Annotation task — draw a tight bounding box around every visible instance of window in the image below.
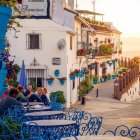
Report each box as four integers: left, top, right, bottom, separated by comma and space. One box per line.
27, 34, 41, 49
70, 36, 72, 50
26, 69, 45, 87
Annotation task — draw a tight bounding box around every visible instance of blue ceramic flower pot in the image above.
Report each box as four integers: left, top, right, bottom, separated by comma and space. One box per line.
70, 76, 75, 80
54, 70, 60, 77
47, 79, 53, 85
60, 80, 65, 85
112, 75, 116, 79
79, 73, 84, 78
75, 73, 79, 78
93, 80, 98, 84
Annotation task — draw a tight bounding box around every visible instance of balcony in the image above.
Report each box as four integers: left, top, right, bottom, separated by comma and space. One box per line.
95, 43, 114, 57
77, 48, 93, 57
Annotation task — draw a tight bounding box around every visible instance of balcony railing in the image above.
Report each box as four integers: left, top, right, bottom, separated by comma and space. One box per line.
95, 44, 114, 57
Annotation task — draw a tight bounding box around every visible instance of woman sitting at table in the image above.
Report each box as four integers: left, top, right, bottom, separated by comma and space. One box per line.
43, 88, 50, 101
24, 85, 42, 102
17, 85, 28, 102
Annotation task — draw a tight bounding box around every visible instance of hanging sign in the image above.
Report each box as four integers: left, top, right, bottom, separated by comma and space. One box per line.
21, 0, 50, 16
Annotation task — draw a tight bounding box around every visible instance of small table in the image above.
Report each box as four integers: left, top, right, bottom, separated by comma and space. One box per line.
22, 102, 44, 106
24, 111, 64, 120
61, 135, 131, 140
25, 120, 79, 137
62, 135, 132, 140
24, 105, 51, 112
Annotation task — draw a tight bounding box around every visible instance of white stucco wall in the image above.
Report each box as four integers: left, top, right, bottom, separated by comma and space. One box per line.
8, 19, 73, 107
121, 79, 140, 102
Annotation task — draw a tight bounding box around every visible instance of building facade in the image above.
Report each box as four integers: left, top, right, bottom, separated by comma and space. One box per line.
8, 0, 122, 107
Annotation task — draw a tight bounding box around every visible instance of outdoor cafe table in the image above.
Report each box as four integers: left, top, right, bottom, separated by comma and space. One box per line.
62, 135, 132, 140
24, 111, 64, 120
25, 120, 79, 136
24, 105, 51, 112
22, 102, 44, 106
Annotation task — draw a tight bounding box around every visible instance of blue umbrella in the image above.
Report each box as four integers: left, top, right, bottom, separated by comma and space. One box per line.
19, 60, 27, 89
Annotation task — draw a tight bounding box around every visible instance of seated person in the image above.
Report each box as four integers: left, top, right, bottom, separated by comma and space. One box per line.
17, 85, 28, 102
43, 88, 50, 101
24, 85, 41, 102
0, 88, 23, 116
36, 87, 49, 102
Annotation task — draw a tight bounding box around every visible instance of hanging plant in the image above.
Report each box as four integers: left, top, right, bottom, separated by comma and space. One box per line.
69, 71, 75, 80
58, 77, 67, 85
75, 69, 80, 78
47, 77, 55, 85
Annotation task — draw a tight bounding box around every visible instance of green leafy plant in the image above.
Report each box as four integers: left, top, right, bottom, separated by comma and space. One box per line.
50, 91, 66, 104
108, 74, 111, 78
92, 75, 99, 81
8, 77, 18, 87
78, 75, 93, 98
14, 64, 21, 73
0, 116, 29, 139
30, 80, 37, 91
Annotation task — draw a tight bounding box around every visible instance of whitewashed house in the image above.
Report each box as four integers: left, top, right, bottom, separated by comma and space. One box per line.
8, 0, 122, 107
8, 0, 79, 107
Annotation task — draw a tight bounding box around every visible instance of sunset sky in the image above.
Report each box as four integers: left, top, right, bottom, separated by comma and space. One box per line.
78, 0, 140, 51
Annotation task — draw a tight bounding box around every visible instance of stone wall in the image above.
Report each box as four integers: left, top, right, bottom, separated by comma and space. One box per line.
120, 78, 140, 102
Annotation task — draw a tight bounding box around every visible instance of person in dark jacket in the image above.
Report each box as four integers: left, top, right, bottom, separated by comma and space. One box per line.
0, 88, 23, 115
24, 85, 41, 102
36, 87, 49, 102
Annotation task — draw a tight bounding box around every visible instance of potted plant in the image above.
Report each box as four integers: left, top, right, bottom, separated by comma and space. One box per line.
50, 91, 66, 104
78, 76, 93, 105
75, 69, 80, 78
78, 71, 84, 78
84, 69, 90, 75
92, 75, 99, 84
102, 74, 108, 81
47, 77, 55, 85
69, 71, 75, 80
58, 77, 67, 85
54, 69, 60, 77
108, 74, 111, 80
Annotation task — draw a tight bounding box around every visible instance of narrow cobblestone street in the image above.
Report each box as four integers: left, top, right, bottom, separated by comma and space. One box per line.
74, 80, 140, 135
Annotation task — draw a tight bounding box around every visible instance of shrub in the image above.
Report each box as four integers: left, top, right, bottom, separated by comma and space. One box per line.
50, 91, 66, 104
0, 116, 29, 139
